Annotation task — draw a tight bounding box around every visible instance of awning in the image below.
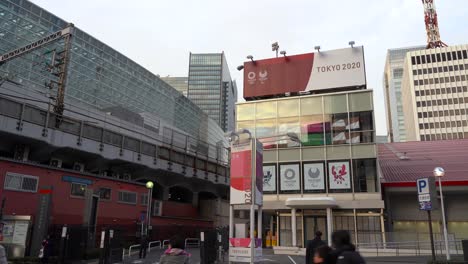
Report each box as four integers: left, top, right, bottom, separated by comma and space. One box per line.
285, 197, 337, 209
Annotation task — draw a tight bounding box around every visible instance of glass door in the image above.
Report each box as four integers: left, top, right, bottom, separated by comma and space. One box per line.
304, 216, 328, 244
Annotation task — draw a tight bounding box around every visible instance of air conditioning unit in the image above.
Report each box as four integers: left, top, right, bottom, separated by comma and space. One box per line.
111, 172, 120, 179
14, 145, 30, 161
100, 171, 108, 177
73, 162, 85, 172
122, 173, 131, 181
50, 158, 62, 168
152, 200, 162, 216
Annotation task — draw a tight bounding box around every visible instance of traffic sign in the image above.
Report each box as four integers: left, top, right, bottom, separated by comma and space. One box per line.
416, 177, 437, 211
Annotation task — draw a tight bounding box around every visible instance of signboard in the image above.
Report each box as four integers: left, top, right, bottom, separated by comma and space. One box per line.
62, 175, 93, 185
303, 163, 325, 191
229, 238, 262, 263
243, 46, 366, 99
417, 177, 438, 211
280, 164, 300, 191
230, 142, 252, 205
263, 165, 276, 192
12, 221, 29, 245
328, 161, 351, 190
230, 139, 263, 205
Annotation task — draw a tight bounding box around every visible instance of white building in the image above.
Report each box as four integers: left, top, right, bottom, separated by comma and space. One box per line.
401, 44, 468, 141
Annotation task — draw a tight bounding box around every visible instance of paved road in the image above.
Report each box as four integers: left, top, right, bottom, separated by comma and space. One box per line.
120, 248, 433, 264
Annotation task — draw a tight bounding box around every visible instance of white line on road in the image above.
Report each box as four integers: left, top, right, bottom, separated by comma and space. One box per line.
288, 255, 297, 264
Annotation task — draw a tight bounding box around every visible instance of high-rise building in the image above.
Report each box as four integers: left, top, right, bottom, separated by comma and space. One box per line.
401, 44, 468, 141
188, 52, 237, 132
383, 46, 425, 142
160, 76, 188, 96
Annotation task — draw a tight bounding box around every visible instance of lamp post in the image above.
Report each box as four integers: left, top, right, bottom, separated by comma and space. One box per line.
146, 181, 154, 236
433, 167, 450, 260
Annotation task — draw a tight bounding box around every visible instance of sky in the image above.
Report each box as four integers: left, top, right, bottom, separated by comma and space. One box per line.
31, 0, 468, 135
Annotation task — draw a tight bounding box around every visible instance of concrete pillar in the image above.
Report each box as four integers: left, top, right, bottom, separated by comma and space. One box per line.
326, 208, 333, 246
229, 205, 234, 238
192, 192, 199, 207
291, 208, 297, 247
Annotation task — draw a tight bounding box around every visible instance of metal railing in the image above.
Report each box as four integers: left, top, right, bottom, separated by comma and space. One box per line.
184, 238, 200, 248
148, 240, 162, 252
357, 239, 463, 257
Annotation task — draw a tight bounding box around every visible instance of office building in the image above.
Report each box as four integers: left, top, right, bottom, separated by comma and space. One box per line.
401, 44, 468, 141
161, 76, 189, 96
383, 46, 425, 142
235, 47, 384, 248
188, 52, 237, 132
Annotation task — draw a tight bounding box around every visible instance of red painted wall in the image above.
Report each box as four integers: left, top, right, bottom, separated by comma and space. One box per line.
0, 160, 213, 240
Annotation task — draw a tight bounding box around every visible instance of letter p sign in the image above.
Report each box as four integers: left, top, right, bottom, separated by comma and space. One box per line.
417, 178, 429, 194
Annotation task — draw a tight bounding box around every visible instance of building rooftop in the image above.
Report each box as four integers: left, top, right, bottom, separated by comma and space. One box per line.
378, 140, 468, 185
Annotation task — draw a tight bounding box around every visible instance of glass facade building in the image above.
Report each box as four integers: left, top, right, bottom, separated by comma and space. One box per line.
383, 46, 425, 142
160, 76, 188, 97
236, 89, 384, 247
0, 0, 226, 149
188, 53, 237, 132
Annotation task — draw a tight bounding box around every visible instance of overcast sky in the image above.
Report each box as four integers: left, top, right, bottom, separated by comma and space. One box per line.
31, 0, 468, 135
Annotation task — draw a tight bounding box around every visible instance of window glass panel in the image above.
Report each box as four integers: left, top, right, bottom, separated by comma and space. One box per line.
301, 115, 327, 146
278, 99, 299, 117
256, 119, 277, 138
99, 188, 111, 200
237, 104, 255, 121
349, 92, 372, 112
301, 96, 323, 115
71, 183, 86, 197
255, 101, 277, 119
330, 113, 349, 145
324, 95, 347, 114
353, 159, 378, 192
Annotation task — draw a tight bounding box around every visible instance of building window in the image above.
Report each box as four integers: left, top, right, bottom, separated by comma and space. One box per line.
449, 66, 454, 71
442, 53, 446, 61
349, 111, 374, 143
141, 193, 149, 205
418, 113, 422, 118
413, 70, 417, 75
436, 53, 441, 62
331, 113, 350, 145
416, 56, 421, 64
452, 51, 457, 60
352, 159, 377, 193
99, 188, 112, 200
411, 56, 416, 65
426, 55, 431, 63
118, 191, 137, 204
461, 64, 465, 70
4, 172, 38, 193
415, 91, 420, 96
71, 183, 86, 197
414, 80, 418, 86
447, 52, 452, 61
463, 50, 468, 59
419, 124, 424, 129
431, 54, 436, 62
436, 89, 440, 95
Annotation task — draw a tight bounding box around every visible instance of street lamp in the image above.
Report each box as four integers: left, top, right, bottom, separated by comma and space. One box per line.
348, 41, 355, 48
237, 65, 244, 71
146, 181, 154, 236
314, 46, 321, 52
433, 167, 450, 260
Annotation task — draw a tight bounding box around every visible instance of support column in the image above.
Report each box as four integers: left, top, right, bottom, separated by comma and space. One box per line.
380, 208, 387, 247
291, 208, 297, 247
229, 205, 234, 238
326, 208, 333, 247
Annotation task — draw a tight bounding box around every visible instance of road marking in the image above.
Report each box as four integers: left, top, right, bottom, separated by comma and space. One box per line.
132, 261, 143, 264
288, 256, 297, 264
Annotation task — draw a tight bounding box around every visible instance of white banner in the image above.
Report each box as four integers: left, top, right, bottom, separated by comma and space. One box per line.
306, 46, 366, 91
328, 161, 351, 189
303, 163, 325, 191
263, 165, 276, 192
280, 164, 300, 191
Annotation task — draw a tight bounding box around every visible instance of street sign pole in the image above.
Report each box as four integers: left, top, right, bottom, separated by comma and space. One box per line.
427, 210, 436, 262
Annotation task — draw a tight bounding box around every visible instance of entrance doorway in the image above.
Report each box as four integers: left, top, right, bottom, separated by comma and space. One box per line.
304, 216, 328, 244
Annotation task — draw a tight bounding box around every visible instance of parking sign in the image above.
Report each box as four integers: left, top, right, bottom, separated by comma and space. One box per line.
416, 177, 437, 211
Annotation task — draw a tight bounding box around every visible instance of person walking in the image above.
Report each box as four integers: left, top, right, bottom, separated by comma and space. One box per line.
159, 236, 191, 264
0, 244, 8, 264
313, 245, 332, 264
329, 230, 365, 264
306, 231, 326, 264
139, 235, 148, 259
